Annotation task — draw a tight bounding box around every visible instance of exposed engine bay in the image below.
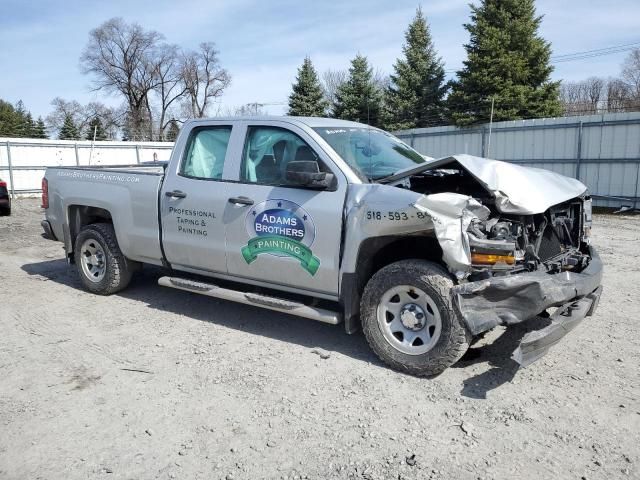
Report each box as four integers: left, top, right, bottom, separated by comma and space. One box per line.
464, 200, 590, 278
398, 161, 593, 279
370, 153, 602, 364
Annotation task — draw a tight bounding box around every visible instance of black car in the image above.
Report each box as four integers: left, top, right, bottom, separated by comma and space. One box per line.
0, 178, 11, 216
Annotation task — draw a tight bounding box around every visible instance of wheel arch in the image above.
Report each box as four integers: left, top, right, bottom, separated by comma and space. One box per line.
65, 204, 114, 262
340, 234, 446, 334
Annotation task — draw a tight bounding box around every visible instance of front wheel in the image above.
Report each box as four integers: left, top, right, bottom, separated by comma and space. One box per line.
360, 259, 470, 377
74, 223, 136, 295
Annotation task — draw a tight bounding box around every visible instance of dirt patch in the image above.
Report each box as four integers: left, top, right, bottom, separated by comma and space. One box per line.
66, 367, 102, 391
0, 199, 638, 479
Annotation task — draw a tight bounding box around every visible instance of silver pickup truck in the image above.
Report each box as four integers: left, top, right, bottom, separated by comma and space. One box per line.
41, 116, 603, 376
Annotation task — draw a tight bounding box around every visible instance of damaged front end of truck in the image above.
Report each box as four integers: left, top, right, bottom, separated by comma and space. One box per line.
345, 154, 603, 367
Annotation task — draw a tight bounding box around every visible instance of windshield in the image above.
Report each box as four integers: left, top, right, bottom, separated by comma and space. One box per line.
313, 127, 427, 181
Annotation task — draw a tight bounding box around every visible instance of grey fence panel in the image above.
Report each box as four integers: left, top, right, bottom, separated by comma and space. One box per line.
396, 111, 640, 209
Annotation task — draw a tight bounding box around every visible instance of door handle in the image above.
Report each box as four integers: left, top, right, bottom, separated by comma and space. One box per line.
228, 196, 254, 206
165, 190, 187, 199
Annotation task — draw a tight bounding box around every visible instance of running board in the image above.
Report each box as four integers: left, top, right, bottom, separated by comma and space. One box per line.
158, 276, 342, 325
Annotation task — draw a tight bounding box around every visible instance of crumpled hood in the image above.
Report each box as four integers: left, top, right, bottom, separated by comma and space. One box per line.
420, 154, 587, 215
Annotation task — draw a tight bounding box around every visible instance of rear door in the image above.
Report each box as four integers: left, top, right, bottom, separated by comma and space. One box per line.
160, 123, 238, 273
223, 121, 347, 297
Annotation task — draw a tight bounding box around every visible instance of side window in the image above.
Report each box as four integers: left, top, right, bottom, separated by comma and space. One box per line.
241, 126, 326, 185
180, 126, 232, 180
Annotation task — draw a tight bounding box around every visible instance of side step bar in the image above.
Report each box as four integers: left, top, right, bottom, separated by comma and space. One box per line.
158, 276, 342, 325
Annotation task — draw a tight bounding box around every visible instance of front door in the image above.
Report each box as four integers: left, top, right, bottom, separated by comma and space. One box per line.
224, 124, 346, 296
160, 124, 234, 273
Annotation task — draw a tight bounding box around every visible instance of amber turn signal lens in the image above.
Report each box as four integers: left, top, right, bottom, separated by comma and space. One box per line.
471, 252, 515, 265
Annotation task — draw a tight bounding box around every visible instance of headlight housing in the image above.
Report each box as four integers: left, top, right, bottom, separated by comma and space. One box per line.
468, 233, 517, 269
470, 252, 515, 266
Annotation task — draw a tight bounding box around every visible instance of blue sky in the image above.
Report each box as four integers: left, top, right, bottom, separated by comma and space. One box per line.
1, 0, 639, 118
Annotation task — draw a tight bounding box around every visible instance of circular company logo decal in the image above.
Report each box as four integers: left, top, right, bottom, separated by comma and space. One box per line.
241, 199, 320, 275
245, 199, 315, 250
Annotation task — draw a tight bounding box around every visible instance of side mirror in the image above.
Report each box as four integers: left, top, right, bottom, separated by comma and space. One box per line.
285, 161, 334, 189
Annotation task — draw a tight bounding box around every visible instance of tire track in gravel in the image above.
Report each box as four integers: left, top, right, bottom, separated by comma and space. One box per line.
0, 244, 143, 373
9, 299, 138, 371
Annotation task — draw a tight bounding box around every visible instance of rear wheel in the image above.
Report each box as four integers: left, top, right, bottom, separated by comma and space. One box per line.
0, 206, 10, 216
74, 223, 136, 295
360, 259, 470, 376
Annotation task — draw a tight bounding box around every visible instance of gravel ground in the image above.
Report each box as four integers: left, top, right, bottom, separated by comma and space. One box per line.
0, 199, 638, 480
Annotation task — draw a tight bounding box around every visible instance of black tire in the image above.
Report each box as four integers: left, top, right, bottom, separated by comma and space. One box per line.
0, 206, 10, 216
74, 223, 136, 295
360, 259, 471, 377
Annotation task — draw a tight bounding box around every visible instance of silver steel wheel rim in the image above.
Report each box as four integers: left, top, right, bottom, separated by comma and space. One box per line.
80, 238, 106, 283
376, 285, 442, 355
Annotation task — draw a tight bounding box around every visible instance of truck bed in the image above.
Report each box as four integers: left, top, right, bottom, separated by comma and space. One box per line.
45, 164, 165, 266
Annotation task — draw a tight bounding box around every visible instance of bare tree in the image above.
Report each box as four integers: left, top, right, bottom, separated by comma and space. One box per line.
85, 102, 124, 139
560, 77, 607, 115
584, 77, 605, 112
80, 18, 232, 137
557, 50, 640, 117
560, 81, 582, 116
222, 103, 267, 116
80, 18, 163, 140
620, 48, 640, 111
606, 79, 632, 113
322, 69, 347, 107
621, 48, 640, 98
46, 97, 121, 139
181, 42, 231, 118
46, 98, 84, 133
153, 44, 188, 140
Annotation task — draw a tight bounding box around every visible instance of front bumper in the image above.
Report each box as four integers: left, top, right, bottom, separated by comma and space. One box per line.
452, 246, 603, 366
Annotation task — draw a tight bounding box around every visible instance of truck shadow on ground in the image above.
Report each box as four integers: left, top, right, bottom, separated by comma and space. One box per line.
22, 258, 550, 397
455, 316, 553, 399
21, 259, 379, 366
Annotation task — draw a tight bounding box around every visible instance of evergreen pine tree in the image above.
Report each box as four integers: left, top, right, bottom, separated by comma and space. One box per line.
448, 0, 562, 126
59, 113, 79, 140
33, 117, 48, 139
333, 54, 383, 127
288, 57, 328, 116
165, 119, 180, 142
24, 113, 36, 138
13, 101, 31, 137
0, 100, 19, 136
85, 116, 108, 141
385, 7, 448, 130
0, 99, 41, 137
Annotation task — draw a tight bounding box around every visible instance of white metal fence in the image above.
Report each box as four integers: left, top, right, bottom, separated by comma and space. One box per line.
396, 111, 640, 209
0, 138, 174, 196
